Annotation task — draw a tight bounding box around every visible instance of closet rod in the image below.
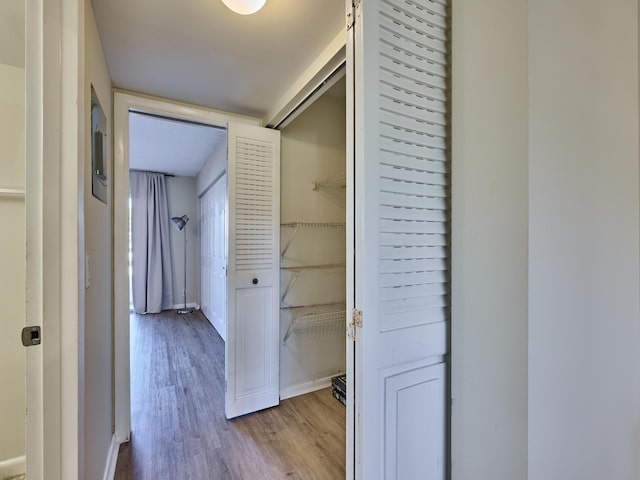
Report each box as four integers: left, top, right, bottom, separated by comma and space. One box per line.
129, 110, 227, 131
271, 61, 346, 130
130, 169, 175, 177
0, 188, 25, 197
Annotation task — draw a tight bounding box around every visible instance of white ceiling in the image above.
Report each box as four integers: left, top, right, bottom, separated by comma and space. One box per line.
129, 112, 226, 177
92, 0, 344, 119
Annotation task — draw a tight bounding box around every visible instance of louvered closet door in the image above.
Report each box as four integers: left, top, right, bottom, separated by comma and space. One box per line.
225, 123, 280, 419
350, 0, 450, 478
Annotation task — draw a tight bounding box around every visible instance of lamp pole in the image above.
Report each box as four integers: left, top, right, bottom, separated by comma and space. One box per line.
178, 223, 194, 315
171, 214, 194, 315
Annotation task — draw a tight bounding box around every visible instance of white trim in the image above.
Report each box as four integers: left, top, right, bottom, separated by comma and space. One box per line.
113, 91, 261, 445
279, 374, 340, 401
26, 0, 84, 478
101, 436, 120, 480
345, 1, 356, 478
263, 30, 346, 128
0, 188, 26, 197
171, 302, 200, 310
25, 0, 44, 476
114, 90, 260, 128
0, 456, 26, 480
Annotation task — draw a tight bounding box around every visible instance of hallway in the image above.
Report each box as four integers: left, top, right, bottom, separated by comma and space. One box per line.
115, 310, 345, 479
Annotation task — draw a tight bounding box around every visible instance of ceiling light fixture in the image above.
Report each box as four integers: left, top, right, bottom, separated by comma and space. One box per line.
221, 0, 266, 15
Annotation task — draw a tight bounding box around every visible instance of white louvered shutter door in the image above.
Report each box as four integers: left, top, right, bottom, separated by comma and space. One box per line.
350, 0, 450, 478
225, 123, 280, 419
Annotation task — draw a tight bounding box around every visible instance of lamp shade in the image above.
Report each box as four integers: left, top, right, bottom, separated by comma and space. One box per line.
221, 0, 266, 15
170, 215, 189, 231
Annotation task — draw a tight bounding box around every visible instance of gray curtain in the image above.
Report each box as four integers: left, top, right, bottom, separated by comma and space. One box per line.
130, 171, 174, 313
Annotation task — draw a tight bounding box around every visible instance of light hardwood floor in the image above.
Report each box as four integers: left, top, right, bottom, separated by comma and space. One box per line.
115, 310, 345, 480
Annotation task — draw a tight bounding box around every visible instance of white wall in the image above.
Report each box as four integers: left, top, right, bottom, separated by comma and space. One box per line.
528, 2, 640, 479
166, 176, 200, 308
451, 1, 529, 479
0, 63, 25, 466
196, 138, 227, 197
279, 91, 346, 397
452, 1, 640, 479
83, 3, 114, 480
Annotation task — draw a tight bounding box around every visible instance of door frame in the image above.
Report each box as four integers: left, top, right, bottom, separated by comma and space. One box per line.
112, 91, 259, 443
345, 2, 356, 478
25, 0, 85, 478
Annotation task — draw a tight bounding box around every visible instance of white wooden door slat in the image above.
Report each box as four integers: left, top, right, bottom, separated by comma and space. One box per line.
226, 124, 280, 419
380, 151, 448, 174
380, 108, 447, 138
380, 164, 447, 185
380, 16, 447, 65
380, 232, 447, 246
380, 245, 447, 260
380, 270, 447, 287
385, 0, 448, 23
236, 204, 273, 212
380, 107, 447, 136
236, 177, 273, 186
381, 124, 447, 150
381, 137, 446, 162
380, 71, 448, 111
380, 97, 447, 128
379, 178, 447, 198
380, 42, 447, 82
380, 258, 447, 273
379, 192, 447, 211
380, 86, 447, 122
380, 219, 447, 235
379, 302, 448, 323
380, 283, 447, 302
352, 0, 449, 477
380, 60, 447, 99
380, 0, 448, 41
380, 206, 447, 222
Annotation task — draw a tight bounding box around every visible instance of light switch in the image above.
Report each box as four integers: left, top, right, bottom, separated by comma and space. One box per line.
85, 255, 92, 289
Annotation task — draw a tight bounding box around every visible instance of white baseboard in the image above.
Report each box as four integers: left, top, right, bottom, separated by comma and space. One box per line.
279, 374, 336, 400
0, 455, 25, 480
102, 435, 120, 480
172, 302, 200, 310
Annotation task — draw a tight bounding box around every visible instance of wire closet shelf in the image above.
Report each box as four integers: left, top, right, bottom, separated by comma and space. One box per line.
281, 302, 346, 345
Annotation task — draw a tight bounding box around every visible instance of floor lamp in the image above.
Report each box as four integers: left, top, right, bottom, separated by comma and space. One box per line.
170, 214, 194, 315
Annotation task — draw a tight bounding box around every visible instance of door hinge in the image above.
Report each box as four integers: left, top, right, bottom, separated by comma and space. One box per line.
21, 326, 41, 347
347, 0, 360, 30
348, 308, 363, 341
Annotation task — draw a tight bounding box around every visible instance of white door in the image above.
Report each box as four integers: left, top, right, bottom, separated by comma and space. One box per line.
201, 173, 228, 341
212, 173, 227, 341
349, 0, 450, 478
225, 123, 280, 419
25, 0, 84, 477
200, 191, 210, 321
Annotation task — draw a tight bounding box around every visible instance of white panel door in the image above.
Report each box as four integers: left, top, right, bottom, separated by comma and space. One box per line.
225, 123, 280, 419
349, 0, 450, 478
212, 173, 227, 341
200, 190, 211, 322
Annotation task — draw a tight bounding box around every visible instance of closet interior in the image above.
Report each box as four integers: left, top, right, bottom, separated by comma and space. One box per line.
278, 77, 347, 400
197, 75, 347, 405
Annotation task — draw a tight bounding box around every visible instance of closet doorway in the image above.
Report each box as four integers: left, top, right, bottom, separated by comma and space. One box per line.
113, 79, 349, 475
277, 76, 348, 404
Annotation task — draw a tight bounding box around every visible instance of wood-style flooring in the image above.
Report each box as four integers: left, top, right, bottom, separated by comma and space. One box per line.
115, 310, 345, 480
